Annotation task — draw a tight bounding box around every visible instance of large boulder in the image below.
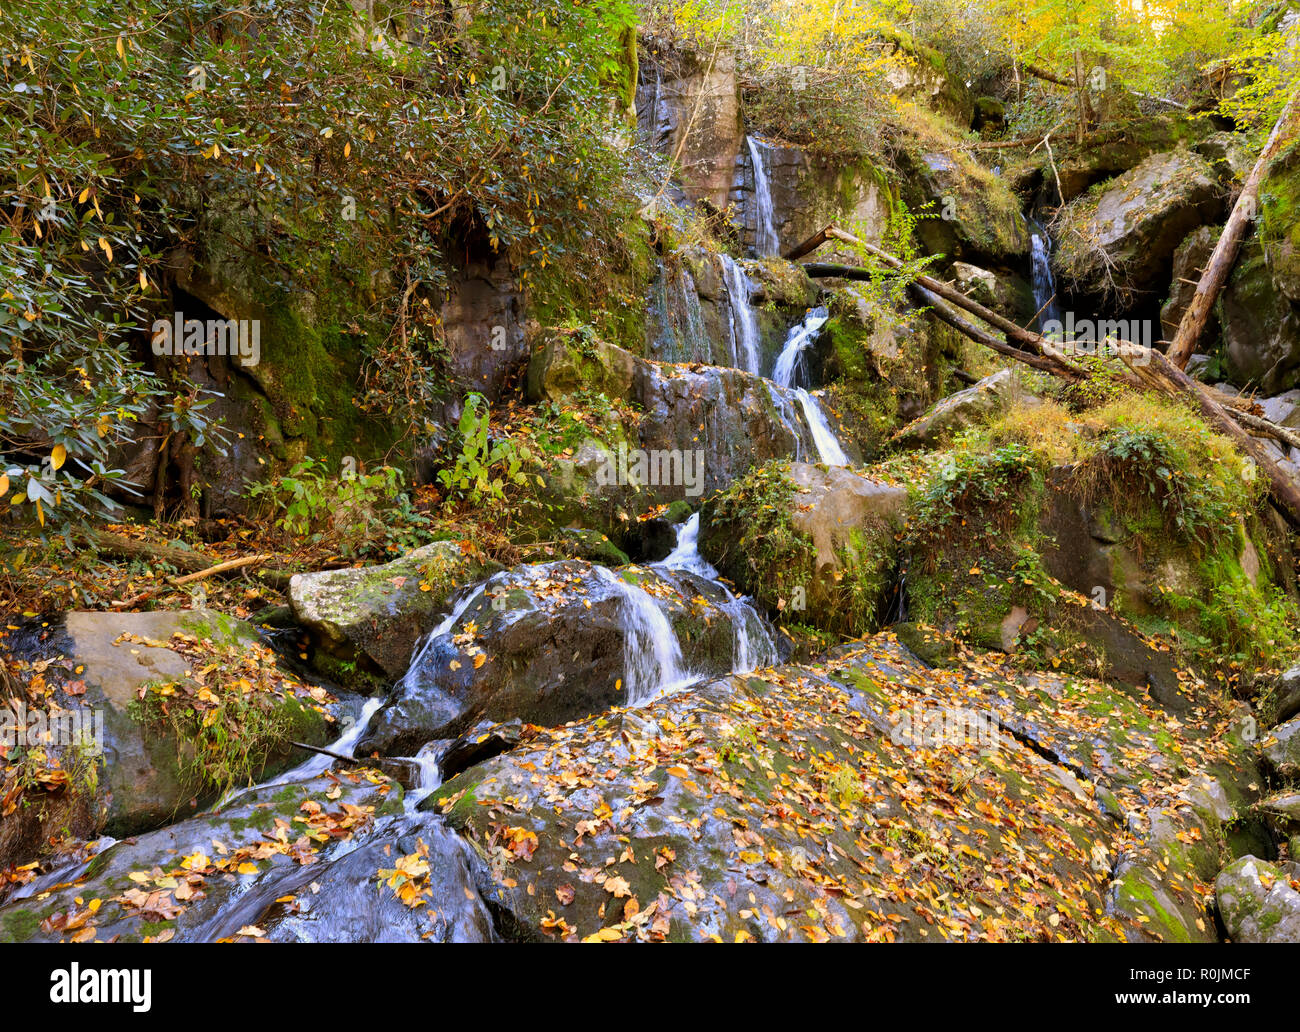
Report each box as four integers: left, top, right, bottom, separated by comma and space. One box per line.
1215, 856, 1300, 943
289, 542, 500, 685
895, 149, 1030, 265
1053, 148, 1224, 304
1261, 716, 1300, 782
700, 461, 907, 634
426, 632, 1240, 942
0, 611, 334, 847
356, 559, 770, 755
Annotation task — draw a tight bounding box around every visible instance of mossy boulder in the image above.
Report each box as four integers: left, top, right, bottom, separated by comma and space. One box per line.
289, 541, 501, 683
1052, 148, 1224, 304
1220, 237, 1300, 393
1215, 855, 1300, 942
1, 610, 334, 848
699, 461, 907, 635
1261, 716, 1300, 782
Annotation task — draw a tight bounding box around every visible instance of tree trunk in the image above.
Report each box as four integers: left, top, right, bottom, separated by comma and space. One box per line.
1166, 87, 1300, 369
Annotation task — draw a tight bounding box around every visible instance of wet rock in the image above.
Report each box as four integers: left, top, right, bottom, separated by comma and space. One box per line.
0, 769, 425, 942
1, 610, 333, 845
1261, 716, 1300, 782
424, 633, 1236, 942
436, 719, 526, 781
289, 542, 500, 683
1053, 148, 1224, 304
356, 560, 757, 755
1215, 856, 1300, 943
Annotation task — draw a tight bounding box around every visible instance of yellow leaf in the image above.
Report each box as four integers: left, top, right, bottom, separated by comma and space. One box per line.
0, 475, 8, 498
51, 444, 66, 470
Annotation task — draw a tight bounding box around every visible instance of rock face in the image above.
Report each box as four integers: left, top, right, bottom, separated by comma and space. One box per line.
951, 262, 1036, 323
425, 633, 1244, 942
290, 543, 500, 684
645, 246, 818, 370
356, 559, 765, 755
1221, 237, 1300, 393
892, 369, 1021, 449
733, 141, 895, 259
700, 461, 907, 634
438, 259, 527, 416
0, 611, 332, 845
528, 334, 849, 525
1215, 857, 1300, 943
636, 41, 742, 210
1053, 149, 1224, 303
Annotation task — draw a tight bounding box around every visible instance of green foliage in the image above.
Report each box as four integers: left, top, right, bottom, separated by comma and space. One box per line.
244, 457, 430, 557
437, 393, 531, 507
912, 442, 1045, 546
0, 0, 640, 536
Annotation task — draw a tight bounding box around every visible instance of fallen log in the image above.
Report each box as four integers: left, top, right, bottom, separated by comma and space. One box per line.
794, 224, 1300, 526
1166, 87, 1300, 369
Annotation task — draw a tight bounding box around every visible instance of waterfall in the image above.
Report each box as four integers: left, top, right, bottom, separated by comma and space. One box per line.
747, 136, 780, 258
795, 390, 850, 467
656, 515, 778, 675
1029, 221, 1061, 333
764, 382, 807, 462
657, 512, 719, 579
772, 307, 829, 389
650, 257, 710, 363
401, 741, 443, 812
719, 255, 762, 374
594, 566, 696, 704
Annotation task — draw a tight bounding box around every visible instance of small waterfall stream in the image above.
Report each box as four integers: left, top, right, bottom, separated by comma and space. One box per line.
655, 514, 778, 675
747, 136, 780, 258
593, 565, 697, 704
771, 307, 848, 466
1029, 220, 1061, 332
720, 254, 763, 373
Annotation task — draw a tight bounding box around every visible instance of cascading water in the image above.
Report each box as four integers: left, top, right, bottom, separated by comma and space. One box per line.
770, 307, 849, 467
1029, 220, 1061, 333
593, 565, 696, 703
657, 511, 719, 579
656, 514, 779, 675
772, 307, 829, 390
747, 136, 780, 258
719, 254, 763, 373
795, 390, 850, 466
